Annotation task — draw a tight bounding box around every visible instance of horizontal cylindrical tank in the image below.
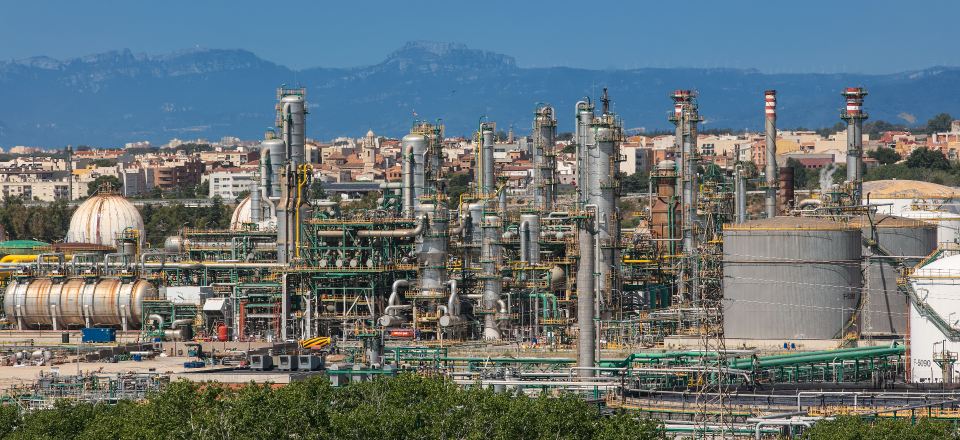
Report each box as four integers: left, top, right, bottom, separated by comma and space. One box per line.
722, 217, 862, 340
3, 278, 157, 329
852, 215, 937, 336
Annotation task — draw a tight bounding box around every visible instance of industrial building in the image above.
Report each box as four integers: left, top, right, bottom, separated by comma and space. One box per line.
4, 83, 960, 435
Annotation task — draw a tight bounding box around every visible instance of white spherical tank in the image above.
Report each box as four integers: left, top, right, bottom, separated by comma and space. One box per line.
66, 194, 144, 247
3, 278, 157, 329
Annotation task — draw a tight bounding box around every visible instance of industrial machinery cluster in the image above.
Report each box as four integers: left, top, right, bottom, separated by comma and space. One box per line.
3, 83, 960, 399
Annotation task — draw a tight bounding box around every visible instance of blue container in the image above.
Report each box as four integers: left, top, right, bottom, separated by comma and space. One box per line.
81, 328, 116, 343
183, 361, 205, 369
131, 354, 142, 362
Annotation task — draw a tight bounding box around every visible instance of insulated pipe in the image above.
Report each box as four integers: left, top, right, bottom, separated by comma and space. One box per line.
576, 216, 596, 377
402, 145, 414, 217
498, 187, 507, 215
250, 181, 262, 224
381, 279, 410, 325
314, 216, 426, 238
147, 314, 164, 329
171, 318, 194, 327
735, 164, 747, 223
439, 279, 462, 327
519, 220, 529, 263
260, 144, 273, 198
764, 90, 778, 218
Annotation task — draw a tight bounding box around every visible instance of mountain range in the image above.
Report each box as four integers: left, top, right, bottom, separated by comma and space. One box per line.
1, 41, 959, 146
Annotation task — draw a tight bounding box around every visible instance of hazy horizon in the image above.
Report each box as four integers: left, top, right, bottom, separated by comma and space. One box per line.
2, 0, 958, 74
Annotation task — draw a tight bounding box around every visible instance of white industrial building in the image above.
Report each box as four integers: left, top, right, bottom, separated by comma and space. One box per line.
908, 251, 960, 383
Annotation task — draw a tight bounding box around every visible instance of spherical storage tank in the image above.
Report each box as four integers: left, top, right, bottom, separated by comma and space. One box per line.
722, 217, 862, 340
66, 193, 144, 247
851, 215, 937, 337
3, 278, 157, 329
230, 195, 275, 230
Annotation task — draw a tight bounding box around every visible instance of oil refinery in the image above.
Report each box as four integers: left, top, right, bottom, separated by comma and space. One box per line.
3, 84, 960, 437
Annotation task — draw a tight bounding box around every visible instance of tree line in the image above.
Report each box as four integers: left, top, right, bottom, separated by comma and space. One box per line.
0, 374, 665, 440
0, 197, 231, 247
0, 373, 954, 439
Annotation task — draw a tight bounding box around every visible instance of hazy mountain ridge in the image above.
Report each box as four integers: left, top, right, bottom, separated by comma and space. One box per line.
0, 41, 958, 146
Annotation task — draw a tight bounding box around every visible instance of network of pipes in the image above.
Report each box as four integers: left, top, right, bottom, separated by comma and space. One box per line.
4, 84, 939, 409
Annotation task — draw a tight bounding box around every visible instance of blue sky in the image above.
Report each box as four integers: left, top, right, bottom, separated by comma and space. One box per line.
2, 0, 957, 73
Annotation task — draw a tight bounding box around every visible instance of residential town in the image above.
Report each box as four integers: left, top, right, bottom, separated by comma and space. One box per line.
0, 120, 958, 202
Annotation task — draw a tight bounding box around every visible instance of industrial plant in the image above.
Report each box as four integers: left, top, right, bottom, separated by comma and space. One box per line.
3, 84, 960, 437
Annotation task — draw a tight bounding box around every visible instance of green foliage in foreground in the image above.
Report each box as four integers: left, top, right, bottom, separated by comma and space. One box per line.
803, 415, 957, 439
0, 374, 665, 440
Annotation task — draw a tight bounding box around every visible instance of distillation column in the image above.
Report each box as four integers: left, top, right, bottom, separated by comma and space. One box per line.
402, 134, 428, 216
841, 87, 868, 205
533, 105, 557, 212
764, 90, 778, 218
280, 93, 306, 167
669, 90, 702, 302
481, 214, 502, 339
575, 101, 595, 206
480, 124, 496, 197
275, 88, 307, 264
575, 101, 597, 377
590, 121, 620, 313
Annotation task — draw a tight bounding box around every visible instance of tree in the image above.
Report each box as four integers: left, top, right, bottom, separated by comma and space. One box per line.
309, 180, 327, 200
619, 171, 649, 193
446, 172, 471, 206
926, 112, 953, 134
0, 375, 667, 439
868, 147, 901, 165
234, 190, 251, 204
801, 415, 955, 439
90, 159, 117, 167
87, 175, 122, 196
206, 196, 226, 228
196, 180, 209, 197
906, 147, 951, 170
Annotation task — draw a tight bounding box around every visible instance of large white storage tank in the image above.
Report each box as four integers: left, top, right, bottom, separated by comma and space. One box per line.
66, 193, 144, 247
863, 180, 960, 244
907, 252, 960, 383
863, 179, 959, 215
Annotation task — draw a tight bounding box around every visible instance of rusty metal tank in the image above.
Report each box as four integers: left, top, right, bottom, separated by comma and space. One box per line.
3, 278, 157, 329
650, 160, 680, 250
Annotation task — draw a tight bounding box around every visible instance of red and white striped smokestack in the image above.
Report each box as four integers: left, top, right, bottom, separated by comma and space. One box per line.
841, 87, 868, 204
764, 90, 778, 218
765, 90, 777, 119
843, 87, 866, 117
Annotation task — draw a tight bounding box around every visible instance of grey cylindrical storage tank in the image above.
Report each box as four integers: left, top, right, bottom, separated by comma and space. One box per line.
852, 215, 937, 337
262, 139, 286, 198
722, 217, 862, 340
